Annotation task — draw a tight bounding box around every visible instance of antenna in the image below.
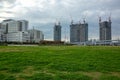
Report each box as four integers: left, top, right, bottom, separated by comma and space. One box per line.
55, 18, 61, 25
82, 12, 87, 24
83, 18, 86, 23
109, 12, 111, 23
83, 11, 88, 23
97, 14, 102, 23
99, 16, 101, 23
64, 7, 73, 24
69, 14, 73, 24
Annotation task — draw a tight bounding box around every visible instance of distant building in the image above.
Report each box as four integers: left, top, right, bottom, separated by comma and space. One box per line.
0, 23, 1, 28
99, 17, 112, 40
0, 19, 28, 33
1, 20, 28, 33
18, 20, 28, 31
28, 29, 44, 43
70, 20, 88, 43
54, 22, 61, 41
0, 19, 29, 42
7, 32, 30, 42
0, 19, 13, 34
0, 29, 5, 42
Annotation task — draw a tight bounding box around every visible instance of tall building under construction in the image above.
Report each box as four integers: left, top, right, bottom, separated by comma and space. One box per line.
54, 22, 61, 41
99, 17, 112, 40
70, 20, 88, 43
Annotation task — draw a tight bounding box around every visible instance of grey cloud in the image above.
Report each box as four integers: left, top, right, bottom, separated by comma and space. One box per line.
0, 16, 14, 19
0, 0, 16, 8
0, 0, 120, 40
0, 10, 14, 13
0, 0, 16, 3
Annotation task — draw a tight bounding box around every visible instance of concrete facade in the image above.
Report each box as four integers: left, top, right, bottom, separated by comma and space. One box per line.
18, 20, 28, 31
54, 22, 61, 41
0, 29, 5, 42
70, 22, 88, 43
99, 18, 112, 40
0, 19, 28, 33
7, 32, 30, 42
28, 29, 44, 43
0, 19, 14, 34
0, 19, 29, 42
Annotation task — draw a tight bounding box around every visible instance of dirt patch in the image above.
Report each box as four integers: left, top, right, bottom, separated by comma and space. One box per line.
72, 71, 120, 80
16, 77, 25, 80
81, 72, 102, 80
41, 68, 55, 76
0, 49, 25, 52
110, 72, 120, 77
22, 66, 34, 76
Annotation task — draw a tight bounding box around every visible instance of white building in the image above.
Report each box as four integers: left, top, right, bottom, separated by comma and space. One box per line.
0, 23, 6, 42
18, 20, 28, 31
28, 29, 44, 43
0, 19, 29, 42
0, 19, 14, 33
0, 29, 5, 42
0, 19, 28, 33
7, 32, 30, 42
8, 21, 20, 33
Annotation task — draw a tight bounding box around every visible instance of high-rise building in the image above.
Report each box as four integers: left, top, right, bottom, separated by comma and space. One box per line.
54, 22, 61, 41
18, 20, 28, 31
99, 17, 112, 40
28, 29, 44, 43
0, 19, 30, 42
0, 19, 14, 34
0, 23, 1, 29
1, 19, 28, 33
70, 20, 88, 43
0, 23, 5, 42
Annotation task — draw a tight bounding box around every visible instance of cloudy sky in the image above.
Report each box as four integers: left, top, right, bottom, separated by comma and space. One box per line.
0, 0, 120, 41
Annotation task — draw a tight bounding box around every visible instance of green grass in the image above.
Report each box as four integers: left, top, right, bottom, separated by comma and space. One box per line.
0, 46, 120, 80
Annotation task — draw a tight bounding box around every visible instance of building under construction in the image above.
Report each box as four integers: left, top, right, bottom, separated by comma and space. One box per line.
54, 22, 61, 41
28, 29, 44, 43
70, 20, 88, 43
99, 17, 112, 40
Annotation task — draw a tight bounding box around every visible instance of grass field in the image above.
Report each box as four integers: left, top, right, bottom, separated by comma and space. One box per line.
0, 46, 120, 80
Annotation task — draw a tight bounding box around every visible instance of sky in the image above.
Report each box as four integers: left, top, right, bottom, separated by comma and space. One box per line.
0, 0, 120, 41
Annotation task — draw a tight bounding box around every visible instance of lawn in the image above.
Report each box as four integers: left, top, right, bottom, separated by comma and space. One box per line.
0, 46, 120, 80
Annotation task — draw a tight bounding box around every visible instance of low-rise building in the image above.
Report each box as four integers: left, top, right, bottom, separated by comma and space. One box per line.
7, 31, 30, 42
28, 29, 44, 43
